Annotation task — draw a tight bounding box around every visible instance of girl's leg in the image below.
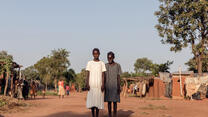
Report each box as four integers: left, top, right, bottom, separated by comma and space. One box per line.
108, 102, 112, 117
91, 107, 95, 117
96, 107, 99, 117
113, 102, 117, 117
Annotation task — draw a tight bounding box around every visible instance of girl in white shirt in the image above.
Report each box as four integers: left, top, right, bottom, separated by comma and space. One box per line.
86, 48, 106, 117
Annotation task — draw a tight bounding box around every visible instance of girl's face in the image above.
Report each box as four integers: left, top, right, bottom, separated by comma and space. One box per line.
93, 51, 100, 60
108, 54, 114, 64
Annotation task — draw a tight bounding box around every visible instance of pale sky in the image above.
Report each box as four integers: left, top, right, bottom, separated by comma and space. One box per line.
0, 0, 192, 73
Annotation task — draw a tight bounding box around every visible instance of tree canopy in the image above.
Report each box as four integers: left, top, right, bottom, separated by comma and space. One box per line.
22, 66, 39, 81
32, 48, 70, 90
155, 0, 208, 74
134, 57, 153, 73
134, 57, 173, 76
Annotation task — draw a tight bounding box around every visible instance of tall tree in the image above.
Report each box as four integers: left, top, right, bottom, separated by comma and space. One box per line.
34, 57, 52, 91
50, 49, 70, 92
34, 48, 70, 91
155, 0, 208, 75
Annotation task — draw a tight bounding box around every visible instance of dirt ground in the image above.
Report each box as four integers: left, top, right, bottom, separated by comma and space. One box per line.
1, 92, 208, 117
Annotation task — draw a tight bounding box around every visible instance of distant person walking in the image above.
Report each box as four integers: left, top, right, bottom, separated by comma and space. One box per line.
58, 79, 65, 99
104, 52, 122, 117
86, 48, 106, 117
17, 79, 24, 100
30, 81, 37, 99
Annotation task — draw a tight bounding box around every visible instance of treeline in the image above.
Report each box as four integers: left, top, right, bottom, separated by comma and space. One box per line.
22, 48, 87, 92
22, 49, 76, 91
3, 49, 208, 95
133, 57, 173, 76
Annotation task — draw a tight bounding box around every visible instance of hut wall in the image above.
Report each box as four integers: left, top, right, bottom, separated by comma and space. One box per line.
172, 76, 186, 98
148, 78, 165, 98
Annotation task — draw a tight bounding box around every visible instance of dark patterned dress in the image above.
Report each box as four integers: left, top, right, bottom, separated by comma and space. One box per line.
104, 63, 122, 102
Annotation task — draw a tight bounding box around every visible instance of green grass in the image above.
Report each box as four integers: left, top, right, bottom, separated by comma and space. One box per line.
37, 91, 58, 96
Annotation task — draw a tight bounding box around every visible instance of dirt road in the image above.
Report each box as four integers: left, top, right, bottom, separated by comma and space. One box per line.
2, 92, 208, 117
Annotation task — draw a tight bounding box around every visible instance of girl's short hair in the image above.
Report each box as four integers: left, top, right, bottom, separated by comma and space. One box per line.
92, 48, 100, 54
107, 51, 115, 58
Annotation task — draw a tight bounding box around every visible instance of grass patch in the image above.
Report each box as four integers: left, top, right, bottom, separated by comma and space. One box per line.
141, 112, 149, 115
0, 98, 7, 107
128, 94, 137, 97
140, 104, 168, 110
37, 91, 58, 96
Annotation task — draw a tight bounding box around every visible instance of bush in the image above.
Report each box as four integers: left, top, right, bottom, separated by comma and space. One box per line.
0, 98, 7, 107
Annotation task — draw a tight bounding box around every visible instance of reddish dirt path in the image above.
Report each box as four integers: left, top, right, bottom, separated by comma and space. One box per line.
2, 92, 208, 117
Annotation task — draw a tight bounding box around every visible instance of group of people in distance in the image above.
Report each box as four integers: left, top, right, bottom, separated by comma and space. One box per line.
86, 48, 122, 117
58, 79, 70, 99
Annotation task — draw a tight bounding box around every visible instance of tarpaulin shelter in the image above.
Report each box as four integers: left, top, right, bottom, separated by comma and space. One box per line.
185, 75, 208, 100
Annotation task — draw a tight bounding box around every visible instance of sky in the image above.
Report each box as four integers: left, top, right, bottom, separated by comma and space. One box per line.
0, 0, 192, 73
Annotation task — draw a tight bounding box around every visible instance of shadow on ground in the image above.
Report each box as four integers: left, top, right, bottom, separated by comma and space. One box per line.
43, 111, 91, 117
103, 109, 134, 117
44, 109, 134, 117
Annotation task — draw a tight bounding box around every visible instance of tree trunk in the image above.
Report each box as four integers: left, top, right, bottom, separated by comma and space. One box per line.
10, 75, 13, 97
46, 82, 48, 92
54, 78, 57, 92
78, 85, 81, 92
198, 55, 203, 76
4, 72, 9, 96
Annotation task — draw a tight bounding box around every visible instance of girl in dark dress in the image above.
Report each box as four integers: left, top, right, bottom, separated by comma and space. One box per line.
105, 52, 122, 117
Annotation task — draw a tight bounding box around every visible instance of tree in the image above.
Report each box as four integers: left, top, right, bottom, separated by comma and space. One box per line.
22, 66, 39, 80
134, 58, 153, 73
0, 51, 13, 60
34, 48, 70, 91
155, 0, 208, 75
0, 51, 13, 96
75, 69, 86, 92
185, 57, 208, 72
151, 61, 173, 76
50, 49, 70, 91
64, 68, 76, 85
134, 57, 173, 76
34, 57, 52, 91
